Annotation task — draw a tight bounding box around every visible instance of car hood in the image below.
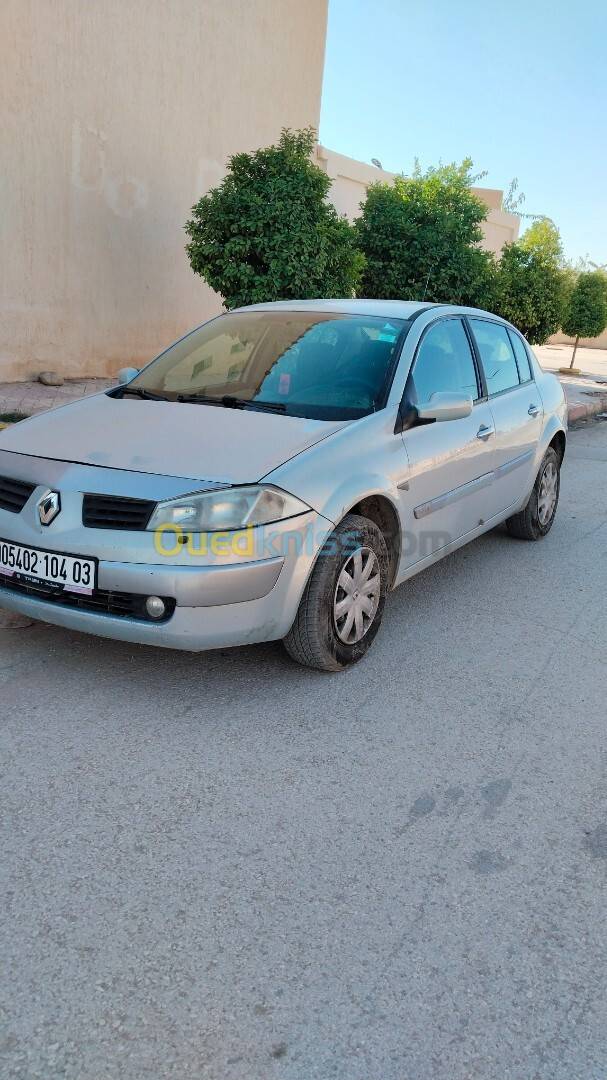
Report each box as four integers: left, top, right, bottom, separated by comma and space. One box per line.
0, 393, 348, 483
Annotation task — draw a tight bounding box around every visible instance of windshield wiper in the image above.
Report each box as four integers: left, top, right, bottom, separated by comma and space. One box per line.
221, 396, 286, 413
111, 386, 169, 402
174, 393, 286, 413
176, 393, 225, 406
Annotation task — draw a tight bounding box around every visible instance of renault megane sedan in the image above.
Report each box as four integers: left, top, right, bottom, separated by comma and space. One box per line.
0, 300, 566, 670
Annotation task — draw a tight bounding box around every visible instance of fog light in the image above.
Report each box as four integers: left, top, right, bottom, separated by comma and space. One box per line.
145, 595, 166, 620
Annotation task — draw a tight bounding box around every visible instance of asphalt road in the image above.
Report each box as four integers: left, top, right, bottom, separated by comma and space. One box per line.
2, 421, 606, 1080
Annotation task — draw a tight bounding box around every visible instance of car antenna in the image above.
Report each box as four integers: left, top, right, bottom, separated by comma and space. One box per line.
422, 270, 431, 300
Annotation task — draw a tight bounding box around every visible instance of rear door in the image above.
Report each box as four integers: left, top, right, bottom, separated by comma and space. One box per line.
398, 316, 496, 574
466, 318, 543, 518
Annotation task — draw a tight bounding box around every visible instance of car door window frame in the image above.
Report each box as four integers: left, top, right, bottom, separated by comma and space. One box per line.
408, 314, 484, 406
464, 315, 524, 400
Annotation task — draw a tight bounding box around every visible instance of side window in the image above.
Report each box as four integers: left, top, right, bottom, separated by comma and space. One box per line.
508, 329, 533, 383
410, 319, 479, 405
469, 319, 520, 395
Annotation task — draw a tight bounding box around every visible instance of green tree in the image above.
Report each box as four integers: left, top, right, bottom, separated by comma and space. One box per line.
561, 271, 607, 368
185, 128, 364, 308
354, 159, 495, 307
492, 219, 566, 344
502, 177, 526, 215
518, 217, 563, 262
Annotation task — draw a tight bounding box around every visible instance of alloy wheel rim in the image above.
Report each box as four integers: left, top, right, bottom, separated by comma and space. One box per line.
333, 546, 381, 645
538, 461, 558, 525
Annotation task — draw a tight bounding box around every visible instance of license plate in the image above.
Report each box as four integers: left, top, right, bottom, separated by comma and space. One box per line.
0, 538, 97, 595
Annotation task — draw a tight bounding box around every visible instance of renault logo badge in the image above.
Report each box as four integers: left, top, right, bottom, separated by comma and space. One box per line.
37, 490, 61, 526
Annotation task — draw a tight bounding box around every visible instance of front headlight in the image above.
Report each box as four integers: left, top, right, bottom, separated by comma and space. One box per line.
146, 485, 311, 533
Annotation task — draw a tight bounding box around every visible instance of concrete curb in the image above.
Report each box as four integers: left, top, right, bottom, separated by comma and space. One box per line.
568, 394, 607, 424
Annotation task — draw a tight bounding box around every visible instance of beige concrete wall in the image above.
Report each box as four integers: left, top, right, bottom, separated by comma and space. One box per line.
548, 329, 607, 350
316, 145, 520, 256
0, 0, 328, 382
478, 208, 520, 256
316, 147, 398, 220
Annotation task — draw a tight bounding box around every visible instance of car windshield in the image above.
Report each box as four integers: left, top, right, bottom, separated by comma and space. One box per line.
128, 311, 410, 420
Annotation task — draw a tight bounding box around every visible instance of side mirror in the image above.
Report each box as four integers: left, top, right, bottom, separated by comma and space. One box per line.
417, 392, 473, 422
117, 366, 139, 385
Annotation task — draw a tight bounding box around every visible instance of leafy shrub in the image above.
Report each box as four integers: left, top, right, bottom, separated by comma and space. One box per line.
492, 220, 566, 344
185, 128, 364, 308
355, 160, 495, 307
561, 271, 607, 364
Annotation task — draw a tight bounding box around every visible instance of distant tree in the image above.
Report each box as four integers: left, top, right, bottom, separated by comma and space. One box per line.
184, 128, 364, 309
502, 177, 526, 215
561, 271, 607, 368
354, 159, 495, 307
559, 263, 579, 327
502, 179, 558, 225
492, 219, 567, 344
569, 255, 607, 273
518, 217, 563, 262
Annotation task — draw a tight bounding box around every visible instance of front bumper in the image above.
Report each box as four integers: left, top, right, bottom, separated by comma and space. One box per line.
0, 562, 302, 651
0, 524, 327, 651
0, 451, 333, 651
96, 553, 284, 606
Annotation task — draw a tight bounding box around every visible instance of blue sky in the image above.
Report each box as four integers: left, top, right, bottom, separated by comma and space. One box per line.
319, 0, 607, 264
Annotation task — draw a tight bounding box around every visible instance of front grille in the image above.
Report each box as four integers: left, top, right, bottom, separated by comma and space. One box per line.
82, 494, 156, 531
0, 475, 36, 514
0, 574, 175, 623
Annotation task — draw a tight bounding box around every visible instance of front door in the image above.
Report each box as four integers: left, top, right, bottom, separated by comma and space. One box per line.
397, 316, 495, 577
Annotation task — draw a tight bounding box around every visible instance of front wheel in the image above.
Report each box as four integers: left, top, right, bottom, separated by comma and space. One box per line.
506, 447, 560, 541
283, 513, 389, 671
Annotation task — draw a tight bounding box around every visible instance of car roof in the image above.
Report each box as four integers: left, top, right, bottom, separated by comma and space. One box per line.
234, 298, 437, 320
232, 298, 512, 326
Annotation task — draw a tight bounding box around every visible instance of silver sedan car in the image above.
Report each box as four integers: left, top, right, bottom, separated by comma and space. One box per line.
0, 300, 566, 670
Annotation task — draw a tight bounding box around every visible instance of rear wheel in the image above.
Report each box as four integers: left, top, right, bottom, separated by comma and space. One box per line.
506, 447, 560, 541
283, 513, 389, 671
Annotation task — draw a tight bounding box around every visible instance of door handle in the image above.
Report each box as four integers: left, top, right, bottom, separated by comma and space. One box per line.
528, 404, 540, 417
476, 425, 495, 440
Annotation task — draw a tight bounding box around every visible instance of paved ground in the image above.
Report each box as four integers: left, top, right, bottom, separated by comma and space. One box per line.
534, 343, 606, 382
533, 345, 607, 421
1, 420, 606, 1079
0, 378, 114, 419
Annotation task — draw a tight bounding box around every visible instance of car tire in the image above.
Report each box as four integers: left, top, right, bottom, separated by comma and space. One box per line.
506, 446, 560, 541
283, 513, 389, 671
